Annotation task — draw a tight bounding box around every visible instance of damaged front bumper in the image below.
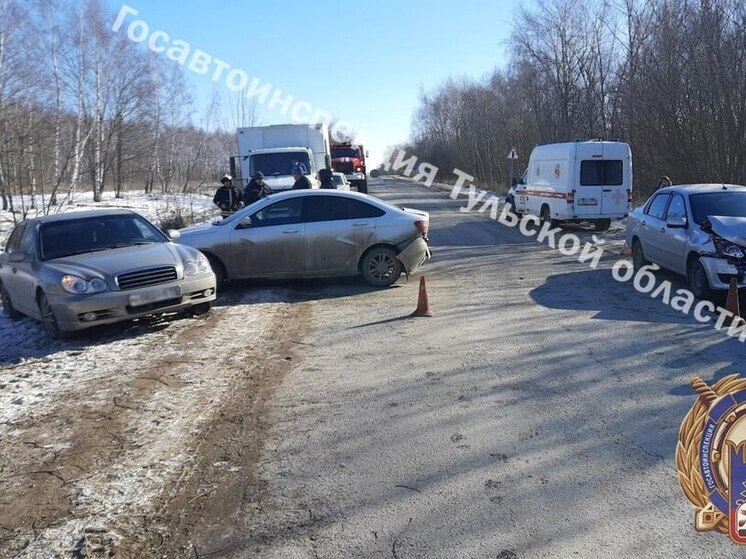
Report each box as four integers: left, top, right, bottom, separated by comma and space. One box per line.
700, 256, 746, 290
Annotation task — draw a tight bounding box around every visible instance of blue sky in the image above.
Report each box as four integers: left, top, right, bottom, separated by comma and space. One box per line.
108, 0, 523, 166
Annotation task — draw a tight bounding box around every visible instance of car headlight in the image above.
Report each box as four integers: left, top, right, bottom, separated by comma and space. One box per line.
184, 254, 211, 276
61, 275, 108, 294
713, 237, 745, 259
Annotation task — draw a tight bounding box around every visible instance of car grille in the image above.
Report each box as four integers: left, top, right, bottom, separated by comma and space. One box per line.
117, 266, 177, 290
334, 161, 355, 174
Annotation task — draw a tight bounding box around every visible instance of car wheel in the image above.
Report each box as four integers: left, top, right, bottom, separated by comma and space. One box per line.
632, 240, 647, 272
192, 302, 212, 316
38, 293, 65, 339
540, 205, 558, 227
1, 284, 21, 320
205, 254, 227, 289
594, 219, 611, 232
506, 195, 515, 209
688, 258, 713, 300
361, 247, 402, 287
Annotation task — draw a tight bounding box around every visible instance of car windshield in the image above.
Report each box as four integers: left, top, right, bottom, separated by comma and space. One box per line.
39, 214, 166, 260
689, 191, 746, 224
251, 152, 311, 176
332, 148, 360, 159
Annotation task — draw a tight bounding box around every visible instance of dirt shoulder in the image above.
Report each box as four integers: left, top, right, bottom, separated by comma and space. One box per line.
0, 295, 311, 558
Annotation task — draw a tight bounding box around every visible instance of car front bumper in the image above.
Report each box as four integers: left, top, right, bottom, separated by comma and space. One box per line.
49, 272, 217, 332
700, 256, 746, 290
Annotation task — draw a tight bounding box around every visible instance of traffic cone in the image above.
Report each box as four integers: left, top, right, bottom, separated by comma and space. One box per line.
410, 276, 434, 317
725, 277, 742, 326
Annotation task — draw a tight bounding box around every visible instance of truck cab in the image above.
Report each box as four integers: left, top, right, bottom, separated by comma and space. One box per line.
236, 124, 331, 192
331, 143, 368, 193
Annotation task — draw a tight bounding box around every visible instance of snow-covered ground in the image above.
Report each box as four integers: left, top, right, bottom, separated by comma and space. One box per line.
0, 189, 221, 247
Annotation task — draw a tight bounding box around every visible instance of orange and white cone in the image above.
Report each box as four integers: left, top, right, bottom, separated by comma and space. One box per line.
725, 277, 742, 326
411, 276, 434, 317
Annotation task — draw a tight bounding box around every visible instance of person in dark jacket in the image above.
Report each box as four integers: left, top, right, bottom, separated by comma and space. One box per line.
213, 174, 243, 217
291, 164, 312, 190
244, 171, 273, 204
319, 168, 335, 189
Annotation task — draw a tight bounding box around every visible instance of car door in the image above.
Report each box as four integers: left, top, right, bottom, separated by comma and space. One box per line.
656, 193, 689, 274
303, 196, 383, 274
229, 197, 306, 278
0, 224, 25, 310
639, 193, 671, 265
5, 223, 40, 315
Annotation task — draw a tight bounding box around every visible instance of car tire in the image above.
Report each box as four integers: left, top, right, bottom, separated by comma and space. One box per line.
205, 254, 227, 290
38, 292, 65, 340
1, 284, 21, 320
361, 246, 402, 287
594, 219, 611, 232
632, 240, 647, 272
192, 302, 212, 316
688, 258, 713, 300
506, 194, 515, 209
540, 205, 558, 227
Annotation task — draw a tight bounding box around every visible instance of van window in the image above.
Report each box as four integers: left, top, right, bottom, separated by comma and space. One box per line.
580, 160, 623, 186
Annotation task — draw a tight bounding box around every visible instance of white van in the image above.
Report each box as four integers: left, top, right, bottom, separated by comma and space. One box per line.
507, 140, 632, 231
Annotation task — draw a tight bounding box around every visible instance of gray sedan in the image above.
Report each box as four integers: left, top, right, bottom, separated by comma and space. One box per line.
0, 210, 216, 338
626, 184, 746, 298
177, 190, 430, 287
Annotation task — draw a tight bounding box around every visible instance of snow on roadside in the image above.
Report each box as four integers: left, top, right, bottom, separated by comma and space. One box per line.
0, 189, 221, 247
1, 294, 282, 558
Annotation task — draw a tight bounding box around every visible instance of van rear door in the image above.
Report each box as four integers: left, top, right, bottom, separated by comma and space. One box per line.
575, 154, 604, 216
599, 146, 628, 215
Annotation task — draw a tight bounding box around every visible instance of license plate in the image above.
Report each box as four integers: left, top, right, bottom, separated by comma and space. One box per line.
578, 198, 598, 206
129, 285, 181, 307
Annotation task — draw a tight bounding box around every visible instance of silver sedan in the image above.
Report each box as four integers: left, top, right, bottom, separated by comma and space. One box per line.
0, 209, 216, 338
625, 184, 746, 299
177, 190, 430, 287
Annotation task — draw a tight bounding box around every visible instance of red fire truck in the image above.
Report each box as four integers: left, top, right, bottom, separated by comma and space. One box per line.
331, 143, 368, 193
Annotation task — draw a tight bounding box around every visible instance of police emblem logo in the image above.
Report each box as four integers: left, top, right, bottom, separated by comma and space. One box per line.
678, 375, 746, 543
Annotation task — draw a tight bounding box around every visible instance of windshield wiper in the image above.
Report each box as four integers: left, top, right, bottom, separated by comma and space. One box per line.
104, 241, 156, 249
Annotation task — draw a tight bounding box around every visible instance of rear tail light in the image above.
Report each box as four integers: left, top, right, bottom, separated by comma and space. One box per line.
415, 220, 429, 236
566, 191, 575, 204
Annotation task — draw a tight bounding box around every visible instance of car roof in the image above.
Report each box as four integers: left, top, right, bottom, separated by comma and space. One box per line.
656, 184, 746, 195
267, 189, 371, 200
18, 208, 137, 227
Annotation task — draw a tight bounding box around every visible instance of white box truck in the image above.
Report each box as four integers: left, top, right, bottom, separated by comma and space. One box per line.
236, 123, 331, 191
507, 140, 632, 231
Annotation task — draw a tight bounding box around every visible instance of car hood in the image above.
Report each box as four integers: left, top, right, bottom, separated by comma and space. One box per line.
264, 176, 296, 191
47, 243, 188, 278
706, 216, 746, 246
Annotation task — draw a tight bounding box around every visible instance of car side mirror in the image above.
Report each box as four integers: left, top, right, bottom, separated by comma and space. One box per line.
237, 217, 253, 229
166, 229, 181, 241
667, 216, 687, 229
8, 251, 28, 263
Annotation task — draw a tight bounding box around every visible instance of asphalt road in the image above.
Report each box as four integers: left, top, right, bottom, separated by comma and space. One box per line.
239, 177, 742, 559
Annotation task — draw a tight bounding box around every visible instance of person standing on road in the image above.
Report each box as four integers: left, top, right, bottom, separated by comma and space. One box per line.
244, 171, 273, 204
319, 168, 335, 189
213, 174, 243, 218
655, 175, 672, 190
291, 164, 312, 190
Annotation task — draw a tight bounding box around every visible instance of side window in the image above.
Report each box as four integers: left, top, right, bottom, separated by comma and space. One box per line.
645, 193, 670, 220
250, 198, 303, 227
18, 224, 37, 254
5, 224, 24, 252
304, 197, 385, 222
665, 194, 687, 221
